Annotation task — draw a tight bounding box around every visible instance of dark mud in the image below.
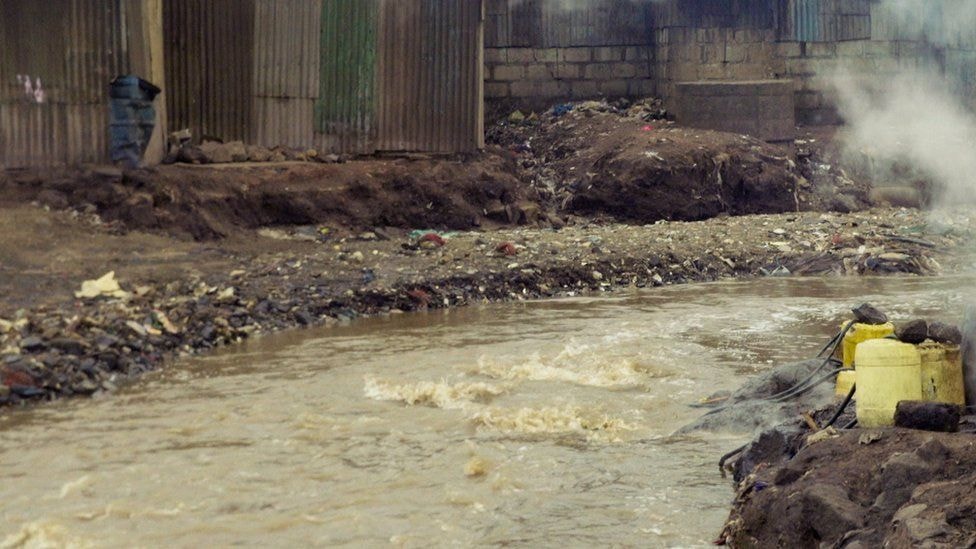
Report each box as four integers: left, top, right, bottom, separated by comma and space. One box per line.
722, 428, 976, 548
0, 154, 533, 241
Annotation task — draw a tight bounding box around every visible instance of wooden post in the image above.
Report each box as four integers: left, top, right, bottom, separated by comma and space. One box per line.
125, 0, 167, 166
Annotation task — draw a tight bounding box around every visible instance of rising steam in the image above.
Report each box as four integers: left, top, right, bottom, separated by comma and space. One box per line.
833, 0, 976, 208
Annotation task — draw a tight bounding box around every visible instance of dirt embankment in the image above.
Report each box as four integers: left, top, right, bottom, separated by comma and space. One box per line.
722, 428, 976, 548
0, 154, 536, 241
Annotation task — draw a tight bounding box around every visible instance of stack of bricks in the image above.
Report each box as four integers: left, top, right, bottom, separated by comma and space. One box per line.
484, 45, 656, 101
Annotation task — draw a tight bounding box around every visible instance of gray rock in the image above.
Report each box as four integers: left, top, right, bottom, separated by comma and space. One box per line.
928, 321, 962, 345
49, 337, 87, 355
245, 144, 273, 162
19, 336, 46, 352
852, 303, 888, 325
896, 319, 929, 344
802, 484, 866, 542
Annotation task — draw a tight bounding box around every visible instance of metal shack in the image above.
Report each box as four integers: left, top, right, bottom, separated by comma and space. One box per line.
164, 0, 484, 155
0, 0, 166, 168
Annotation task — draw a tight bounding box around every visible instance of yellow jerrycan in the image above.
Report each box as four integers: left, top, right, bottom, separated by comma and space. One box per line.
855, 338, 922, 427
841, 321, 895, 368
835, 370, 855, 397
836, 320, 895, 396
918, 342, 966, 405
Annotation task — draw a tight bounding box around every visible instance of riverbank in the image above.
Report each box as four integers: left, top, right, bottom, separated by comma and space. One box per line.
0, 196, 972, 406
722, 419, 976, 547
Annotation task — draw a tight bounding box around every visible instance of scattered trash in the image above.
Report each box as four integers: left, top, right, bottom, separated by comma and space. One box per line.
551, 104, 573, 117
495, 242, 518, 256
75, 272, 130, 300
418, 233, 446, 248
858, 431, 883, 445
805, 426, 839, 445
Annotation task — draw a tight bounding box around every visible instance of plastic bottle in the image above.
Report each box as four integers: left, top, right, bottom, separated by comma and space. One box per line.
855, 338, 922, 427
918, 342, 966, 405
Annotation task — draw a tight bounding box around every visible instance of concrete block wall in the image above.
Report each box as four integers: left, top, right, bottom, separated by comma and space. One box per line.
655, 27, 783, 110
674, 80, 795, 141
775, 40, 940, 125
484, 45, 656, 102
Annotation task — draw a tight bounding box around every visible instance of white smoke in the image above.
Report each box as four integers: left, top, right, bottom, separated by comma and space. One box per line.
832, 0, 976, 208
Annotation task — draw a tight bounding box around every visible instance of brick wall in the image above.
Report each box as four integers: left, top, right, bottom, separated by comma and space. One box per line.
484, 45, 656, 103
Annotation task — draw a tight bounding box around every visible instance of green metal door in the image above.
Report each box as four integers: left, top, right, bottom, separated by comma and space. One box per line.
316, 0, 378, 154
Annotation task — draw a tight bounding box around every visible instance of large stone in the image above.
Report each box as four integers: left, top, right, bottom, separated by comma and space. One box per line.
894, 401, 961, 432
928, 321, 962, 345
852, 303, 888, 325
896, 319, 928, 344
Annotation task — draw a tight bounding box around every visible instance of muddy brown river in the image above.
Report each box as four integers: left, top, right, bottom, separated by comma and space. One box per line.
1, 276, 972, 547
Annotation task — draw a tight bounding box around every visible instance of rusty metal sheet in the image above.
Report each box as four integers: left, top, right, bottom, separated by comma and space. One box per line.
163, 0, 254, 143
0, 0, 128, 167
253, 0, 321, 148
376, 0, 484, 153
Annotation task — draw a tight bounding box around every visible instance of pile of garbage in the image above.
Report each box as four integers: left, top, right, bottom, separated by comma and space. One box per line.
486, 97, 870, 223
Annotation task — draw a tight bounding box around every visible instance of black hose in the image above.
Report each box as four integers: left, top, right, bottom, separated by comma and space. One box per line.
841, 417, 858, 429
761, 322, 852, 403
704, 326, 850, 418
718, 443, 748, 472
821, 382, 855, 429
769, 368, 844, 403
815, 329, 843, 358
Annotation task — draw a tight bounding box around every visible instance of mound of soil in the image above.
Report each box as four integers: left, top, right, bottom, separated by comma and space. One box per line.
0, 154, 532, 240
722, 428, 976, 547
488, 99, 871, 223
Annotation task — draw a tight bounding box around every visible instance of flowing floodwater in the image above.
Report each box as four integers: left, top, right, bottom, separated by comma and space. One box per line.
1, 276, 974, 548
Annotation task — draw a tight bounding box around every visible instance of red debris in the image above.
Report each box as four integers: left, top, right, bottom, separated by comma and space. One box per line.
1, 367, 36, 388
495, 242, 518, 256
419, 233, 446, 247
406, 289, 431, 306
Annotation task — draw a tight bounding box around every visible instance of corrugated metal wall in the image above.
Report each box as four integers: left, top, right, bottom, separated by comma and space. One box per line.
253, 0, 322, 149
316, 0, 378, 154
651, 0, 775, 30
163, 0, 255, 143
487, 0, 653, 48
782, 0, 870, 42
0, 0, 129, 167
375, 0, 484, 152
